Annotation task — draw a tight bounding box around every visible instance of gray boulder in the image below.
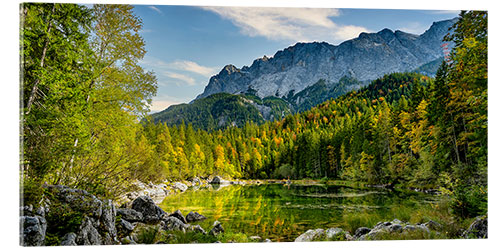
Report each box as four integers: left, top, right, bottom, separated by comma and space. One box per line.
161, 216, 188, 232
463, 216, 488, 239
60, 232, 77, 246
186, 211, 207, 223
169, 209, 188, 224
294, 229, 325, 242
188, 224, 207, 235
209, 176, 229, 184
131, 196, 166, 223
173, 182, 188, 192
388, 224, 403, 233
354, 227, 371, 238
325, 227, 345, 240
423, 220, 442, 230
209, 221, 224, 236
118, 219, 135, 234
117, 208, 143, 222
76, 216, 102, 245
20, 215, 47, 246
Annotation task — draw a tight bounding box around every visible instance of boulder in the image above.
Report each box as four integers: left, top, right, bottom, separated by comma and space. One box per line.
250, 235, 262, 241
117, 208, 143, 223
20, 215, 47, 246
463, 216, 488, 239
209, 176, 229, 184
325, 227, 345, 240
100, 199, 117, 243
388, 224, 403, 233
118, 219, 135, 234
60, 232, 77, 246
131, 196, 166, 223
188, 224, 207, 235
423, 220, 442, 230
169, 210, 188, 224
186, 211, 207, 223
76, 216, 102, 245
173, 182, 188, 192
209, 221, 225, 236
354, 227, 371, 238
294, 229, 325, 242
161, 216, 188, 232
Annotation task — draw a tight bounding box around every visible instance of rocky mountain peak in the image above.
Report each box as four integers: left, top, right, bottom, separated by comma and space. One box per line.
195, 18, 457, 100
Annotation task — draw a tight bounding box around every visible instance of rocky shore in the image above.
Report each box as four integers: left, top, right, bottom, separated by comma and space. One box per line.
294, 217, 487, 242
20, 185, 222, 246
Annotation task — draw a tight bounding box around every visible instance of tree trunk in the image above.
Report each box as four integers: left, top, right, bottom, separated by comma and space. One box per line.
25, 4, 56, 115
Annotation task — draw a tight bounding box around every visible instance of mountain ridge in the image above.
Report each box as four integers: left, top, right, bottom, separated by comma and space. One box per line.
195, 18, 457, 100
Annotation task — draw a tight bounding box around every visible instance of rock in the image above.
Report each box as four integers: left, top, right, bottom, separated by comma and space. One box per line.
161, 216, 188, 232
264, 238, 272, 242
120, 236, 137, 244
186, 211, 207, 223
403, 225, 417, 232
76, 216, 102, 245
354, 227, 371, 238
188, 224, 207, 235
100, 199, 117, 243
20, 215, 47, 246
209, 176, 224, 184
325, 227, 345, 240
423, 220, 442, 230
131, 196, 166, 223
391, 219, 403, 225
358, 228, 387, 240
169, 210, 188, 224
462, 216, 488, 239
250, 235, 262, 241
209, 221, 224, 236
388, 224, 403, 233
60, 232, 77, 246
173, 182, 188, 192
117, 208, 143, 223
119, 219, 135, 233
294, 229, 325, 242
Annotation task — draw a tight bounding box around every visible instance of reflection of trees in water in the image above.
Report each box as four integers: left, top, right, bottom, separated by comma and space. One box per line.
159, 184, 436, 241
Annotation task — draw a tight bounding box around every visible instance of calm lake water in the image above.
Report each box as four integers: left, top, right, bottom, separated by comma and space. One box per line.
159, 184, 440, 242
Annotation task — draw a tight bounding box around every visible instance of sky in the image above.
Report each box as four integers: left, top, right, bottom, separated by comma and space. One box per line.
131, 5, 460, 113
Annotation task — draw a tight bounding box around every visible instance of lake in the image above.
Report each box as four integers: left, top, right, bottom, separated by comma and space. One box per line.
159, 183, 441, 242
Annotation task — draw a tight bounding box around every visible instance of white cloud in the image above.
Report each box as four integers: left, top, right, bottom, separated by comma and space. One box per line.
149, 99, 184, 112
201, 6, 369, 43
161, 71, 196, 86
430, 10, 461, 15
140, 56, 217, 86
148, 6, 162, 14
169, 60, 218, 77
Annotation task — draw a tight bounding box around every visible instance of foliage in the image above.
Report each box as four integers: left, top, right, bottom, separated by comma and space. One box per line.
21, 3, 157, 200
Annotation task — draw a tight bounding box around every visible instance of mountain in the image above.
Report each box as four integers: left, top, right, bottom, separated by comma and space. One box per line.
151, 18, 457, 130
196, 18, 457, 100
150, 92, 293, 130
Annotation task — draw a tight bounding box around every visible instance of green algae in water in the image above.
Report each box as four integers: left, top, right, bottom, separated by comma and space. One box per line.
159, 184, 440, 242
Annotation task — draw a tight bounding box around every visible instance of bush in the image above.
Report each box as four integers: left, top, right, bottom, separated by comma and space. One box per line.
450, 184, 487, 218
272, 164, 294, 179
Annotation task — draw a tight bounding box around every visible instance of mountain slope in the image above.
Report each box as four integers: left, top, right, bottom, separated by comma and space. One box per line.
196, 18, 457, 100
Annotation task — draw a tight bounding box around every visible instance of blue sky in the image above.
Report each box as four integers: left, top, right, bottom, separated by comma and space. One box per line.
131, 5, 460, 112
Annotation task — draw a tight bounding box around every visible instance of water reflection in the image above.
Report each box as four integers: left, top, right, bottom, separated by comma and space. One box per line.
159, 184, 438, 242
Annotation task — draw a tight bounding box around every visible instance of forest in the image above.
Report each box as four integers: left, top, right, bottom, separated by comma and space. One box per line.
21, 4, 487, 222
